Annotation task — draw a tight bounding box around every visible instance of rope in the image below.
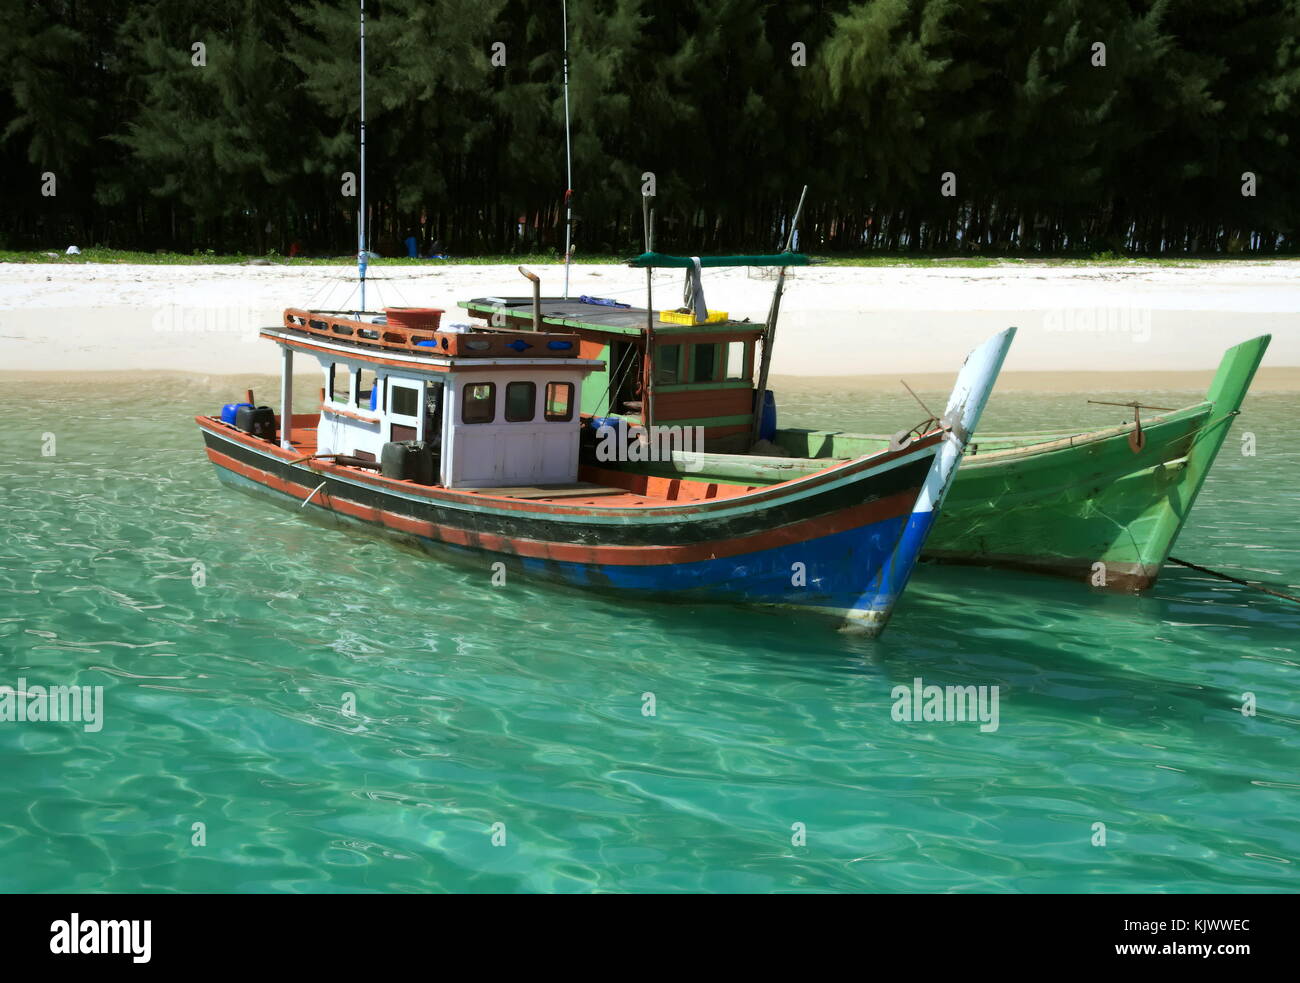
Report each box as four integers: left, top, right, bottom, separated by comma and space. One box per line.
595, 341, 640, 417
1188, 409, 1241, 447
583, 269, 676, 416
889, 415, 940, 450
1167, 557, 1300, 604
900, 379, 939, 420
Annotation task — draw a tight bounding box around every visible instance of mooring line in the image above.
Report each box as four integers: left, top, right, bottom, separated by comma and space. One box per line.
1168, 556, 1300, 604
301, 481, 327, 509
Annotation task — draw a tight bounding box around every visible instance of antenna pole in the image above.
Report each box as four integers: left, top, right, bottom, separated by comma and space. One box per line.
358, 0, 367, 313
642, 193, 654, 429
562, 0, 574, 299
750, 184, 808, 445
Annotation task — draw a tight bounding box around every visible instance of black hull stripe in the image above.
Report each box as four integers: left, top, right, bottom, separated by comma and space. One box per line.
201, 429, 932, 548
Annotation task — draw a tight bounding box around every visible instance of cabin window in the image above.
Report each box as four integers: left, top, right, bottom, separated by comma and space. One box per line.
545, 382, 574, 422
358, 369, 378, 410
692, 343, 719, 383
725, 341, 748, 381
655, 344, 682, 385
389, 383, 419, 418
462, 382, 496, 424
505, 381, 537, 422
330, 363, 353, 404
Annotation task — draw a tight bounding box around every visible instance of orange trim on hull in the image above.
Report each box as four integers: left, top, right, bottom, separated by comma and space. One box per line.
204, 445, 920, 566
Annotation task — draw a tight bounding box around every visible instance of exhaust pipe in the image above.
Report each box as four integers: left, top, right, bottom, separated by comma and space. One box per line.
518, 266, 541, 331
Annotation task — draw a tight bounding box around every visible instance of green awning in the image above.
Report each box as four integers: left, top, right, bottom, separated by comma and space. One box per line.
626, 251, 812, 269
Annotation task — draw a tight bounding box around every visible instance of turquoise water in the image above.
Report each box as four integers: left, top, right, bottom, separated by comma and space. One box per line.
0, 377, 1296, 893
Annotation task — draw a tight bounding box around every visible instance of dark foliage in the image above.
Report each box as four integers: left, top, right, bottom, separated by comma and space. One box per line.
1, 0, 1296, 255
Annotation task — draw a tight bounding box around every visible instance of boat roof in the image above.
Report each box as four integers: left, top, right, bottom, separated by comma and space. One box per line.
271, 308, 602, 372
458, 296, 764, 337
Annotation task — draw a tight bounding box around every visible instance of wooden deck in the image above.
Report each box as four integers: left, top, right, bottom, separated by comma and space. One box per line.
268, 413, 760, 508
454, 482, 629, 499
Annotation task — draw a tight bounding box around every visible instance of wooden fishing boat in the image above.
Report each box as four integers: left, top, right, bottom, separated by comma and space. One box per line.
194, 296, 1015, 633
773, 334, 1271, 589
461, 261, 1268, 593
197, 8, 1030, 631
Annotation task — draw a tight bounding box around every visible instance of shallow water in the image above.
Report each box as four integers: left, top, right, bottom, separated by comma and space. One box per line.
0, 378, 1296, 893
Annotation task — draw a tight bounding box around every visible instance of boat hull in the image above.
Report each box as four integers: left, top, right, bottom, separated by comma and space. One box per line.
891, 334, 1267, 589
199, 421, 942, 632
919, 409, 1210, 589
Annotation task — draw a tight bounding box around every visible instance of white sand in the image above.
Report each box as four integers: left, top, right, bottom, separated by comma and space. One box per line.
1, 260, 1297, 380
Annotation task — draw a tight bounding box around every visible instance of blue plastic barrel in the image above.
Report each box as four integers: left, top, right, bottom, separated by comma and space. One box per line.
759, 390, 777, 441
221, 402, 253, 424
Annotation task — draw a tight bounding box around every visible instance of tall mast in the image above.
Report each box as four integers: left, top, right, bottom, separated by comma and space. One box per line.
642, 194, 654, 429
357, 0, 368, 312
562, 0, 574, 298
750, 185, 808, 445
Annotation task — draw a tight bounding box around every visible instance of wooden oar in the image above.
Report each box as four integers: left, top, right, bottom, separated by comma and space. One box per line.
286, 451, 381, 471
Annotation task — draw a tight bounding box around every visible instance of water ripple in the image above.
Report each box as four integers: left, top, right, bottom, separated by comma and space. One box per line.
0, 380, 1295, 892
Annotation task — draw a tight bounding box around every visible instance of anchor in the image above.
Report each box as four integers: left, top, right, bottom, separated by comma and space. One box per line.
1087, 400, 1176, 454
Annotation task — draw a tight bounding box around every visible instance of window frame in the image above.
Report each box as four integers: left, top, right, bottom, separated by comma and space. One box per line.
504, 381, 538, 423
655, 344, 682, 385
330, 363, 355, 405
358, 368, 379, 411
544, 381, 575, 422
690, 343, 720, 383
723, 340, 750, 382
461, 381, 497, 425
388, 381, 420, 419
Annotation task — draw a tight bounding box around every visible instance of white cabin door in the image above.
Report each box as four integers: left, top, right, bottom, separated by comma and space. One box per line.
446, 376, 580, 488
447, 379, 510, 486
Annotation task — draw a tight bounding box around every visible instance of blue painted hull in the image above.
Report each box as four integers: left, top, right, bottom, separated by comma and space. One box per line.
212, 461, 932, 633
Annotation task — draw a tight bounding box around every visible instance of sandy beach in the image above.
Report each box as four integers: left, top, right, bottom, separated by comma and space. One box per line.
1, 260, 1297, 385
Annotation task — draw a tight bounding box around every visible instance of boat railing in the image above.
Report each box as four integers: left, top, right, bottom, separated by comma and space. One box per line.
282, 308, 581, 359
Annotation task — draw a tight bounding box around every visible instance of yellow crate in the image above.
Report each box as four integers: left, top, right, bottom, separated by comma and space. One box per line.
659, 309, 729, 325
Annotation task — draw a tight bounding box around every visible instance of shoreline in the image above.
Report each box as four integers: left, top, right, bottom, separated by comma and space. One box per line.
2, 261, 1297, 377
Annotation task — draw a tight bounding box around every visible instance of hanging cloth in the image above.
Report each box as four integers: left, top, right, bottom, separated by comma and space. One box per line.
682, 257, 708, 324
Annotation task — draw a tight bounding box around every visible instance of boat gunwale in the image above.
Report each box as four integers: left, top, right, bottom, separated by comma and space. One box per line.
939, 401, 1212, 465
195, 414, 946, 520
771, 401, 1212, 467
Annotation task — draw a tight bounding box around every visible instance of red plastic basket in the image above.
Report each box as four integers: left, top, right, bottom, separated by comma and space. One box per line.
385, 307, 444, 332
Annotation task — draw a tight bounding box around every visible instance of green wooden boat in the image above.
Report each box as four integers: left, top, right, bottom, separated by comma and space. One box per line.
460, 255, 1269, 593
772, 334, 1271, 589
583, 334, 1271, 591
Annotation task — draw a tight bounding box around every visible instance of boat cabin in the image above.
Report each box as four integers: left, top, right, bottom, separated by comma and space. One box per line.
459, 296, 764, 453
262, 307, 603, 488
458, 253, 807, 454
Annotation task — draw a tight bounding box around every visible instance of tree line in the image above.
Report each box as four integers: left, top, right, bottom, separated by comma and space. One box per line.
2, 0, 1297, 257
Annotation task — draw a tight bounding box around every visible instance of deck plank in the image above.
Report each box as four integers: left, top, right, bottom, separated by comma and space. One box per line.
459, 482, 630, 499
